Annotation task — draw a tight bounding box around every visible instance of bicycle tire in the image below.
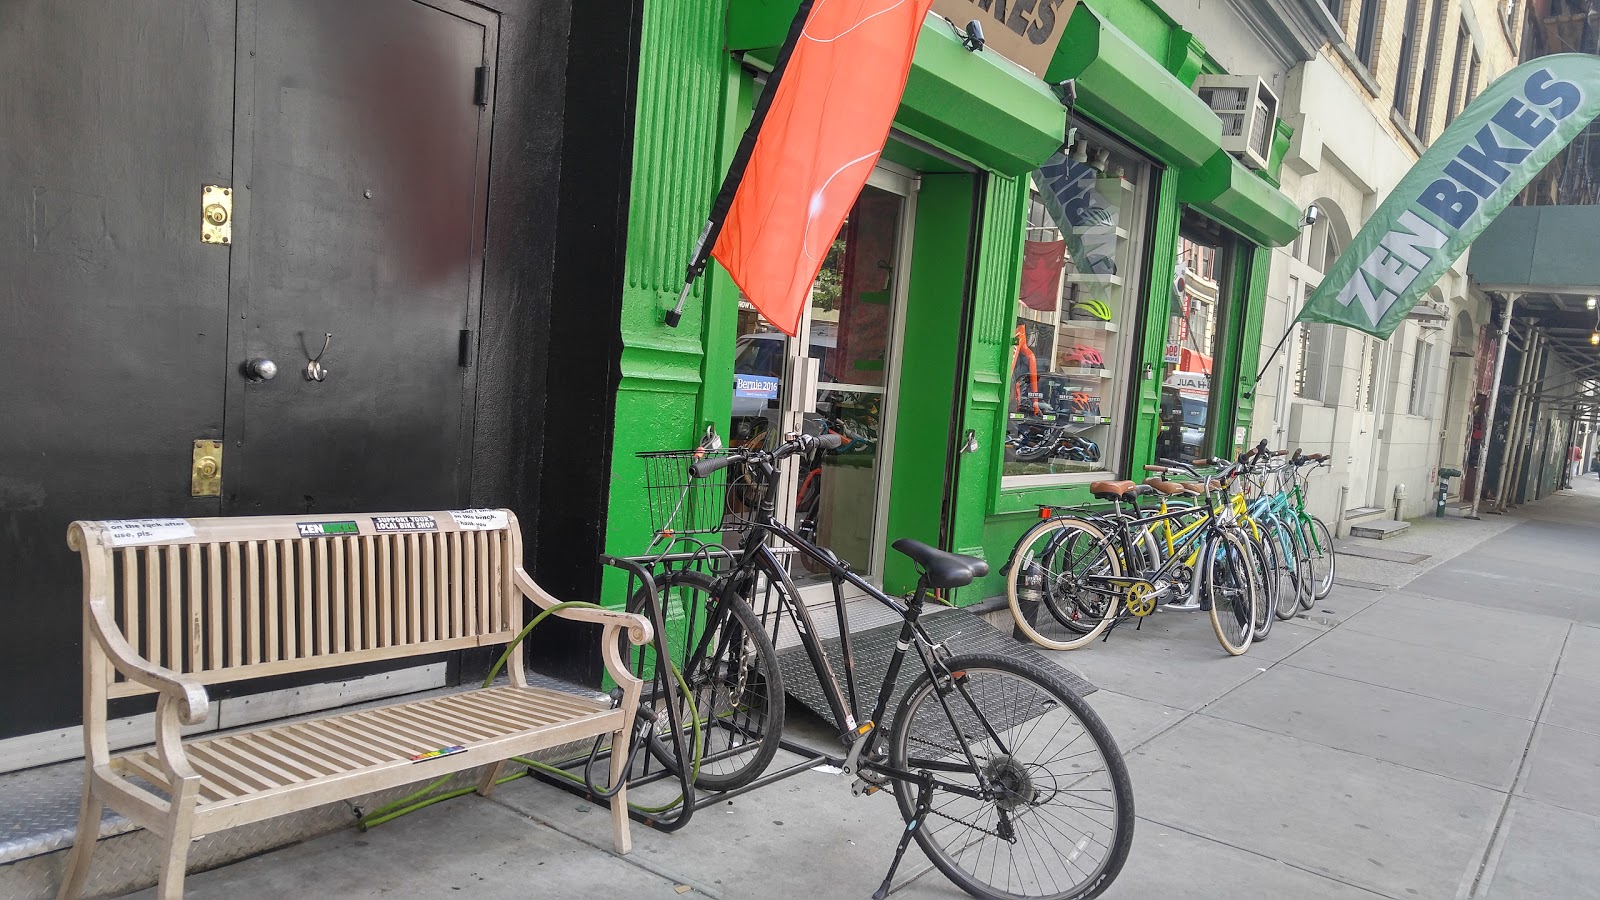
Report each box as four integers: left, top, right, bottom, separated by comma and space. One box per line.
1204, 530, 1255, 656
887, 652, 1135, 900
1262, 515, 1306, 620
1306, 516, 1337, 600
1289, 518, 1317, 611
1006, 517, 1122, 651
625, 569, 784, 792
1243, 528, 1273, 642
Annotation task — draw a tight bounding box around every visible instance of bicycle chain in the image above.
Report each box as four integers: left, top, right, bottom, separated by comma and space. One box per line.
897, 736, 1016, 840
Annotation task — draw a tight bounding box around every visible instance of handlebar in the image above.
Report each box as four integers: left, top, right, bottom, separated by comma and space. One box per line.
687, 432, 845, 479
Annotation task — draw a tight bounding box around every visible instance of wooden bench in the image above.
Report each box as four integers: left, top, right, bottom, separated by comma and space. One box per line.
57, 510, 651, 900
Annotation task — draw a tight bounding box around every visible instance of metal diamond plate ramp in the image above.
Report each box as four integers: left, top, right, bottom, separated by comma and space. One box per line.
776, 608, 1094, 734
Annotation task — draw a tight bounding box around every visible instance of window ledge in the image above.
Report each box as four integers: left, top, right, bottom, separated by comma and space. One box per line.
1329, 40, 1382, 97
1290, 396, 1331, 408
1500, 13, 1519, 48
1389, 107, 1426, 156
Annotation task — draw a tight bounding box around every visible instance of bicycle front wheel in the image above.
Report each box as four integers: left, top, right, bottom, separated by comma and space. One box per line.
1305, 516, 1337, 600
1006, 518, 1122, 651
1262, 516, 1307, 620
888, 653, 1134, 900
1204, 530, 1256, 656
626, 569, 784, 792
1243, 528, 1274, 642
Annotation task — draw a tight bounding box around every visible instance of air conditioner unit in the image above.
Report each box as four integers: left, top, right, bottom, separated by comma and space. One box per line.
1193, 75, 1279, 170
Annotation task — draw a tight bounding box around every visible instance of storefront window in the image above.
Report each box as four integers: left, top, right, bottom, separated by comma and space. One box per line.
1158, 212, 1237, 464
1003, 128, 1151, 483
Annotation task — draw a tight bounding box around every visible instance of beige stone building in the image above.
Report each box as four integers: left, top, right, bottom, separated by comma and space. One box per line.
1249, 0, 1523, 526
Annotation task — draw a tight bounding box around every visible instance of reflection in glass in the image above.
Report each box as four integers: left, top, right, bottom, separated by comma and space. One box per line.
1005, 128, 1149, 481
727, 185, 903, 577
1158, 212, 1233, 464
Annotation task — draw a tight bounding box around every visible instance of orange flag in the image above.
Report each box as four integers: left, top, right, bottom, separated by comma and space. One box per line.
711, 0, 934, 337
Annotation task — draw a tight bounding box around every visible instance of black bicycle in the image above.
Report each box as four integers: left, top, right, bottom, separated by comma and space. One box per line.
632, 432, 1134, 900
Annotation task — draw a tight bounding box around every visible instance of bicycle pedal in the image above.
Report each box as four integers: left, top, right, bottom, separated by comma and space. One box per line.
851, 778, 881, 797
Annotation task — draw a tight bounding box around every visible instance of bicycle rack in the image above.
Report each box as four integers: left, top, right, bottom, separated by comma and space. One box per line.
527, 546, 842, 834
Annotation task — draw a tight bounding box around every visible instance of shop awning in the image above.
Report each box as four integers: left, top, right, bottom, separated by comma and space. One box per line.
727, 5, 1064, 176
1177, 149, 1302, 247
1045, 8, 1221, 171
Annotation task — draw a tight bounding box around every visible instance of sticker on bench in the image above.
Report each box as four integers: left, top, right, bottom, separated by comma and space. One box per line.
449, 509, 509, 531
101, 519, 196, 546
409, 745, 465, 763
297, 520, 360, 537
371, 515, 438, 533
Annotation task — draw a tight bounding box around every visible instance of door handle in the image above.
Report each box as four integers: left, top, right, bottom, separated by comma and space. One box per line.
241, 358, 278, 382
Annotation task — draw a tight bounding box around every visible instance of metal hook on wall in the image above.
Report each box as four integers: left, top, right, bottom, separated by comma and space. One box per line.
302, 332, 332, 382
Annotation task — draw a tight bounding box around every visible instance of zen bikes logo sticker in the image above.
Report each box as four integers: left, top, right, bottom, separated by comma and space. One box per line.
297, 520, 360, 538
371, 515, 438, 533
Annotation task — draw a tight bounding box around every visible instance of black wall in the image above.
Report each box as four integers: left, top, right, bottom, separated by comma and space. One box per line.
0, 0, 586, 739
527, 0, 645, 684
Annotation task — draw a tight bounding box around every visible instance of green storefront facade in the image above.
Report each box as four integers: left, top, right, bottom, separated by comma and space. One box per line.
596, 0, 1302, 605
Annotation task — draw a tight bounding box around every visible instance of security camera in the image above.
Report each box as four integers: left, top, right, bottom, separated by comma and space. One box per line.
963, 19, 986, 52
1300, 203, 1322, 228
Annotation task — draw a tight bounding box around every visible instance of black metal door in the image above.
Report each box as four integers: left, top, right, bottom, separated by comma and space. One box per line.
224, 0, 494, 515
0, 2, 237, 739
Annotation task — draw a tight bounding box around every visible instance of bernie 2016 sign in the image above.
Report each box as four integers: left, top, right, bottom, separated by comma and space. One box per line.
1298, 54, 1600, 339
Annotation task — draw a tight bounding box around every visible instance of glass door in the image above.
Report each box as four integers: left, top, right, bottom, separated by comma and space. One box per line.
728, 167, 914, 585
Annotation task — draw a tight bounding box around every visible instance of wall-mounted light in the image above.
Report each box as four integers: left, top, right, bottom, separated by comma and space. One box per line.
1591, 331, 1599, 346
1298, 203, 1322, 229
1588, 295, 1597, 310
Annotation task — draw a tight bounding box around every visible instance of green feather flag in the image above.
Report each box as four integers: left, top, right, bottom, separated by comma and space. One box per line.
1297, 54, 1600, 338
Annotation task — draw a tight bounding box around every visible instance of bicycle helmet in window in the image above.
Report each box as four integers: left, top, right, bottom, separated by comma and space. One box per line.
1069, 298, 1113, 321
1061, 346, 1104, 368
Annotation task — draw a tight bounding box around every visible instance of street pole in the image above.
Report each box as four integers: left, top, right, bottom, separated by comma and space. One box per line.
1493, 324, 1537, 512
1468, 292, 1518, 519
1497, 327, 1543, 512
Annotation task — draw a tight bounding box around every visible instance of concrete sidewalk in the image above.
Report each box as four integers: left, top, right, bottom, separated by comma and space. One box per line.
129, 483, 1600, 900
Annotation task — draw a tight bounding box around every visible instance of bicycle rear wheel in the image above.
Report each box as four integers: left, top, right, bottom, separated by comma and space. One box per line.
1204, 530, 1255, 656
888, 653, 1134, 900
1006, 518, 1122, 651
625, 569, 784, 792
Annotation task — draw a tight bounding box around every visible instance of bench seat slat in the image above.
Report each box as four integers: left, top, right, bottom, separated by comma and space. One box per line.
238, 732, 343, 779
178, 750, 263, 798
109, 686, 620, 827
283, 721, 394, 766
386, 703, 503, 743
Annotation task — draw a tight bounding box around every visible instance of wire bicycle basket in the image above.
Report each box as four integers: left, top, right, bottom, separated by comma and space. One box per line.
637, 448, 769, 539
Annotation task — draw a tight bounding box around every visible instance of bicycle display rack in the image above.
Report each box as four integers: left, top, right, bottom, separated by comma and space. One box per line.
526, 547, 841, 834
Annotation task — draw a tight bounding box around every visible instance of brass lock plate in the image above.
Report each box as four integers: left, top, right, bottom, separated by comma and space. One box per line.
201, 185, 232, 245
192, 440, 223, 497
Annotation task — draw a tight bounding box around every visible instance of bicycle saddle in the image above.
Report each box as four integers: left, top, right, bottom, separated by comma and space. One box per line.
1088, 480, 1139, 501
1142, 477, 1198, 496
891, 539, 988, 589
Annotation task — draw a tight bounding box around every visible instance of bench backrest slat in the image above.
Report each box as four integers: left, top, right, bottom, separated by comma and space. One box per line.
73, 511, 522, 698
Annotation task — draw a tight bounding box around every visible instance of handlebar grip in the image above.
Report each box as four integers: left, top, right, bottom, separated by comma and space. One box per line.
688, 454, 739, 478
1142, 464, 1168, 473
1271, 449, 1289, 457
815, 433, 846, 451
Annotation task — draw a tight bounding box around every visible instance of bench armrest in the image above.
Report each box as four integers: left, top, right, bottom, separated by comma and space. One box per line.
512, 569, 653, 648
85, 600, 211, 726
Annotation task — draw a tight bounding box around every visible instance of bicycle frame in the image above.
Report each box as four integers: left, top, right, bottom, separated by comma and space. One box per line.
697, 456, 1010, 792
